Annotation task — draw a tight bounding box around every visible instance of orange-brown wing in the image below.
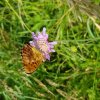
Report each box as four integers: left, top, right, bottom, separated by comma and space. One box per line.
22, 44, 44, 74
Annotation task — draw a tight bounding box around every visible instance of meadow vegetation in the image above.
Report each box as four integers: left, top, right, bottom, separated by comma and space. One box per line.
0, 0, 100, 99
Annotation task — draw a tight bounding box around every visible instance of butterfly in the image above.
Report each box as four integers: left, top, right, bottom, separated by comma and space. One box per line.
21, 44, 45, 74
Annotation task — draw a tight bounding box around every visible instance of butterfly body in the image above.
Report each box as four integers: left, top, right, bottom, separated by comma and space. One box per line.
22, 44, 44, 74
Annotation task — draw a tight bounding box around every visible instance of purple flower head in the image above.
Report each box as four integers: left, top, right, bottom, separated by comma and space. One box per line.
29, 27, 57, 60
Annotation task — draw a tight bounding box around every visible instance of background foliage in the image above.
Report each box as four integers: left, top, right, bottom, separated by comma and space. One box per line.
0, 0, 100, 99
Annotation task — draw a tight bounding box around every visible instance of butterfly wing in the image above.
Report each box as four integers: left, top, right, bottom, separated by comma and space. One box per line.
22, 44, 44, 74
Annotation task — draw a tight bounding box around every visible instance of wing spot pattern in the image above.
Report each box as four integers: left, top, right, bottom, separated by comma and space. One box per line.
21, 44, 44, 74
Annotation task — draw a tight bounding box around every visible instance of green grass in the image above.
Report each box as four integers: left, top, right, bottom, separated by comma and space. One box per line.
0, 0, 100, 99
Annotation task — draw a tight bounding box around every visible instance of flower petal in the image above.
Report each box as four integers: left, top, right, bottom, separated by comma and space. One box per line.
29, 41, 35, 47
50, 49, 55, 52
38, 32, 44, 39
32, 32, 38, 40
29, 27, 57, 60
49, 41, 57, 45
45, 53, 50, 60
42, 27, 48, 39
